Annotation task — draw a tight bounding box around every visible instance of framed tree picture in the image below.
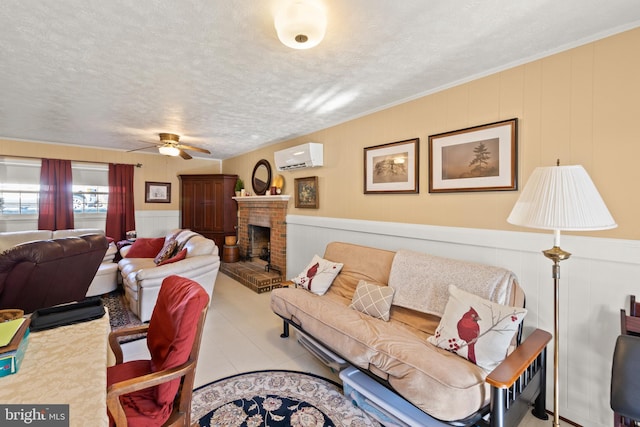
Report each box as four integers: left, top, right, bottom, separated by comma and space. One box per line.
294, 176, 319, 209
428, 118, 517, 193
364, 138, 419, 194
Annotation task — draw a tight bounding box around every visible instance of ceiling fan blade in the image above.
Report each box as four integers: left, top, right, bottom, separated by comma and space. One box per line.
179, 150, 192, 160
127, 144, 157, 153
177, 144, 210, 154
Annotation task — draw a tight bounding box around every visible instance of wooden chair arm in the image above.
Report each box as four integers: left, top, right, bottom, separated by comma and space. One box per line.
106, 358, 195, 426
108, 324, 150, 365
485, 328, 552, 388
623, 312, 640, 335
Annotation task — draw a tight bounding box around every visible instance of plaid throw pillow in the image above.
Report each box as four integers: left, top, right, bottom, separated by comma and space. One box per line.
349, 280, 395, 321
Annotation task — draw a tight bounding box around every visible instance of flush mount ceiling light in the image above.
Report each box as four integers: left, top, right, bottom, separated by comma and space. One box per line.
275, 0, 327, 50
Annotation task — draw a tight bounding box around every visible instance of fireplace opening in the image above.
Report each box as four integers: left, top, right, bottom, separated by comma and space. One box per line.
249, 224, 270, 262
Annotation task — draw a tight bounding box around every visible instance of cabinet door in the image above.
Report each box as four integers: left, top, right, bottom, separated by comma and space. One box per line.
181, 175, 237, 236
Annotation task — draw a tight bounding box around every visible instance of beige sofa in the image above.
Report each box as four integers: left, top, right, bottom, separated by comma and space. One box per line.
0, 228, 118, 297
118, 229, 219, 322
271, 242, 551, 426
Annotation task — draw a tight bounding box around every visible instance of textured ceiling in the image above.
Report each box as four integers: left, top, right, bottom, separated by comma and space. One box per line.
1, 1, 639, 160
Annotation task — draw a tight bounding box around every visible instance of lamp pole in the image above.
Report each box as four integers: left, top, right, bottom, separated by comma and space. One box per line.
543, 235, 571, 427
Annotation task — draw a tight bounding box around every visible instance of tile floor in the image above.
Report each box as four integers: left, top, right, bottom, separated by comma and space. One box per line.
121, 273, 563, 427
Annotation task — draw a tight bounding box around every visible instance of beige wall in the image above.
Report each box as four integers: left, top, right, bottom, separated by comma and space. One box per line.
2, 27, 638, 240
223, 27, 640, 240
0, 139, 222, 211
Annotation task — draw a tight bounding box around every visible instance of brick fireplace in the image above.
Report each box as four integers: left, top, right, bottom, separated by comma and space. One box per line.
223, 195, 289, 292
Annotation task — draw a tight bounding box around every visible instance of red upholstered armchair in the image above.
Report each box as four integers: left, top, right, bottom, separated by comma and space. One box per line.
107, 275, 210, 427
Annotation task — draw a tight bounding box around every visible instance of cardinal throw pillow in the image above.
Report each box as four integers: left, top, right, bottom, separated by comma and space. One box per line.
427, 285, 527, 372
292, 255, 343, 295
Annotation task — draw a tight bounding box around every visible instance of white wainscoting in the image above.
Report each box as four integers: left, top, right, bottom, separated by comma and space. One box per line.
0, 210, 180, 238
0, 214, 108, 232
134, 210, 180, 238
286, 215, 640, 427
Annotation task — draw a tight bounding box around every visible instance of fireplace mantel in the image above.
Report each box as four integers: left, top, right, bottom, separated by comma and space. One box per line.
233, 195, 290, 203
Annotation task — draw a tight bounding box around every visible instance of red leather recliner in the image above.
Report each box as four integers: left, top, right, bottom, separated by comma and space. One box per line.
0, 234, 108, 313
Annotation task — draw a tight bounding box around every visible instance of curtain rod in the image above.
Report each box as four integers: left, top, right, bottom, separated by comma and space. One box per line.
1, 154, 142, 168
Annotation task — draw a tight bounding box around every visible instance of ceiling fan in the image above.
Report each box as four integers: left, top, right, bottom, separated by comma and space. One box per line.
129, 133, 211, 159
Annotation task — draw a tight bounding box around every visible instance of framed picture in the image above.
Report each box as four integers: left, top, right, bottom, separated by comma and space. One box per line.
428, 118, 517, 193
294, 176, 319, 209
145, 181, 171, 203
364, 138, 419, 194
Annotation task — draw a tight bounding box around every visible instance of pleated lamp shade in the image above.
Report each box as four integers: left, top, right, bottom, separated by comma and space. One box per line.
507, 165, 617, 232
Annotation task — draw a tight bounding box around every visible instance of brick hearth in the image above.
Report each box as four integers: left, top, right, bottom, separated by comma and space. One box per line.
226, 195, 289, 292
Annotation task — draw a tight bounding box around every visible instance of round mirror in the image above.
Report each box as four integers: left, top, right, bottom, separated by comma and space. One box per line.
252, 159, 272, 195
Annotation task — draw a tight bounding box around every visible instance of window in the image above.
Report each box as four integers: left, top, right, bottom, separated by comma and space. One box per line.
71, 162, 109, 213
0, 157, 109, 216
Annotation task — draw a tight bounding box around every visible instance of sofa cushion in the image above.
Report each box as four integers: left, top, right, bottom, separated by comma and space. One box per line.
323, 242, 395, 300
126, 238, 165, 258
427, 285, 527, 372
292, 255, 343, 295
270, 286, 490, 421
158, 249, 187, 266
51, 228, 104, 239
0, 230, 53, 253
349, 280, 395, 321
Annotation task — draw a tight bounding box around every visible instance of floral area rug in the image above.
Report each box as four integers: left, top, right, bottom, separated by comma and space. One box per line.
100, 288, 146, 343
191, 370, 381, 427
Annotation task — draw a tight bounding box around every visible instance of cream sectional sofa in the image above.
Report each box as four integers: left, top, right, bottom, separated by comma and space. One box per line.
0, 228, 118, 297
271, 242, 551, 426
118, 229, 219, 322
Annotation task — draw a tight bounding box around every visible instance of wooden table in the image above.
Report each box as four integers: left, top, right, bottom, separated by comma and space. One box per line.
0, 313, 110, 426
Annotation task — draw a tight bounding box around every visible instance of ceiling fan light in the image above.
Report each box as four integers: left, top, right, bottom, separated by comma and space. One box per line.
159, 144, 180, 157
275, 0, 326, 50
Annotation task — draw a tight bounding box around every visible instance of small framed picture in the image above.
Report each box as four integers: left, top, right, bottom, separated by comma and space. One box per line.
145, 181, 171, 203
428, 118, 517, 193
364, 138, 419, 194
294, 176, 319, 209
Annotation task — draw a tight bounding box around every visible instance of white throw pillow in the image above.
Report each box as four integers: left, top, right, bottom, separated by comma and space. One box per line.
292, 255, 343, 295
349, 280, 395, 321
427, 285, 527, 372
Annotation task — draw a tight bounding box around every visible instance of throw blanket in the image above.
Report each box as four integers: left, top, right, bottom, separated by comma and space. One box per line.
388, 250, 517, 316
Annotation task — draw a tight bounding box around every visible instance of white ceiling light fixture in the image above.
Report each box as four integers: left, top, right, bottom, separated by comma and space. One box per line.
275, 0, 327, 50
158, 143, 180, 157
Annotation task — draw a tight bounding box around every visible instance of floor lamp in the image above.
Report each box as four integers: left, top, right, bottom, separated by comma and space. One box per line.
507, 163, 617, 427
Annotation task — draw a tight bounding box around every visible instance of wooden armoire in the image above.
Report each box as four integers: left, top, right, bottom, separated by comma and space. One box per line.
179, 174, 237, 252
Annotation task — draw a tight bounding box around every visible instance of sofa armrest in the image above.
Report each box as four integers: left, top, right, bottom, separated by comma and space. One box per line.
485, 328, 551, 426
134, 255, 219, 281
119, 244, 132, 258
486, 328, 551, 388
103, 242, 117, 263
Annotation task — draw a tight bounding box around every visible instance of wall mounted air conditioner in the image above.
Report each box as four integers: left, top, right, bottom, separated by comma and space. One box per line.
274, 142, 323, 171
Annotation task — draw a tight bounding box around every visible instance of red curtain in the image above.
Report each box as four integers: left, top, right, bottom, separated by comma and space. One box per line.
38, 159, 74, 230
105, 163, 135, 241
